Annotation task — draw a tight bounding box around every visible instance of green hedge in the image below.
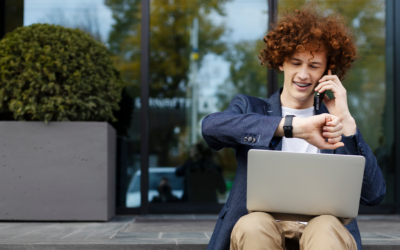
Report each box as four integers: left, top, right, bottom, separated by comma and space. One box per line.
0, 24, 124, 122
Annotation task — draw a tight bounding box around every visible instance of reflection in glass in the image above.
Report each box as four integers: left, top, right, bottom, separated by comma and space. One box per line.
279, 0, 393, 203
147, 0, 268, 205
127, 168, 183, 207
175, 142, 226, 202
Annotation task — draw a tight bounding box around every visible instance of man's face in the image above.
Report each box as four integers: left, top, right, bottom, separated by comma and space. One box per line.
279, 50, 327, 106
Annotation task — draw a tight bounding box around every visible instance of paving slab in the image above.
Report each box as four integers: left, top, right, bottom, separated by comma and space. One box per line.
0, 215, 399, 249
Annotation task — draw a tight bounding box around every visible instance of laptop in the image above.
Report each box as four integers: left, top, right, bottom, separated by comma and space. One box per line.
247, 149, 365, 225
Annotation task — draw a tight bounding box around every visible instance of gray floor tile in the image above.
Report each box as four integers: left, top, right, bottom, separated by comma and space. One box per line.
162, 232, 207, 239
361, 233, 396, 239
358, 221, 400, 233
123, 220, 216, 233
136, 214, 218, 221
137, 215, 195, 220
162, 215, 197, 220
358, 215, 400, 221
0, 223, 59, 240
362, 240, 400, 245
54, 223, 124, 240
192, 215, 219, 220
204, 232, 213, 239
108, 238, 177, 244
177, 238, 210, 244
381, 233, 400, 239
114, 232, 160, 239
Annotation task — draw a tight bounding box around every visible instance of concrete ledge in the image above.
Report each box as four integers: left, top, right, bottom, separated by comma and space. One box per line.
0, 215, 399, 249
0, 244, 399, 250
0, 245, 207, 250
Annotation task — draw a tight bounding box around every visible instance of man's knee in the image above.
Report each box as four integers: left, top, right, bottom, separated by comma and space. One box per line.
233, 212, 280, 236
306, 215, 342, 233
301, 215, 356, 250
231, 212, 285, 250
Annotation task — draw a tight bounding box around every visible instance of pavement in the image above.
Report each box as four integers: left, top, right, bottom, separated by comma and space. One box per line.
0, 215, 400, 249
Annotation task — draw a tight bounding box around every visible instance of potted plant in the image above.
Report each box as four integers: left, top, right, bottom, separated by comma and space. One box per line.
0, 24, 124, 221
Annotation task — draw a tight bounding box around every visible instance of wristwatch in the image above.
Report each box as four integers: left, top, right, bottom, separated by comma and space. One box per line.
283, 115, 295, 138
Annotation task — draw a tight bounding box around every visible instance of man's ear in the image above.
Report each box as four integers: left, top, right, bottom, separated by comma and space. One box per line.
279, 65, 284, 71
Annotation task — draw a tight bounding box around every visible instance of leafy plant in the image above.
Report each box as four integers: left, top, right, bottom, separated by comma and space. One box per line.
0, 23, 124, 122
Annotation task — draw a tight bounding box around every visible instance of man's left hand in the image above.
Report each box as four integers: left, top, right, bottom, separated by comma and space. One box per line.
314, 70, 357, 136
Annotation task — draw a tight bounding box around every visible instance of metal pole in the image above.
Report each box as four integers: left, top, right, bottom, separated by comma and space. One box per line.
391, 0, 400, 214
140, 0, 150, 215
267, 0, 278, 97
0, 0, 5, 40
190, 18, 199, 145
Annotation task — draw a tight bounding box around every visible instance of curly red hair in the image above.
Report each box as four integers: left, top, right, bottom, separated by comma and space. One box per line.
259, 3, 357, 80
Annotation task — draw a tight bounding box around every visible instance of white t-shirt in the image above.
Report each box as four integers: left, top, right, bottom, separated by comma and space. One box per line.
280, 106, 320, 225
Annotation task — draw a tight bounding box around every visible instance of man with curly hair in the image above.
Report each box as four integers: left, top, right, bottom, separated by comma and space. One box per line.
202, 3, 386, 250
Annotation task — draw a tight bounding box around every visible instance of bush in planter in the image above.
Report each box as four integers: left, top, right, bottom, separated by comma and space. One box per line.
0, 24, 124, 122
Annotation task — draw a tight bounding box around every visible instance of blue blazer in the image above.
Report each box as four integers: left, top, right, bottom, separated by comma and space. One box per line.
202, 88, 386, 250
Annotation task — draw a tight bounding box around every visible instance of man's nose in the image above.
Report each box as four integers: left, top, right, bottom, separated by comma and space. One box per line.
297, 66, 309, 80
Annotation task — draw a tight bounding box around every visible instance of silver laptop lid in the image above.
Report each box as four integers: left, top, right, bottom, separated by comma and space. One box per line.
247, 149, 365, 219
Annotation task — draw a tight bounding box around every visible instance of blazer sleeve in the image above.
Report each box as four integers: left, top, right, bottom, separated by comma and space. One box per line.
201, 94, 282, 151
336, 128, 386, 206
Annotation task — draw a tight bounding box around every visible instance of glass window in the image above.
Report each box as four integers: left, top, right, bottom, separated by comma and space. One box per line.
21, 0, 394, 210
146, 0, 269, 205
24, 0, 142, 208
278, 0, 394, 204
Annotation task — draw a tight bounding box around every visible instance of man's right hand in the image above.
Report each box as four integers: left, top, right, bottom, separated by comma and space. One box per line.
275, 114, 344, 150
294, 114, 344, 150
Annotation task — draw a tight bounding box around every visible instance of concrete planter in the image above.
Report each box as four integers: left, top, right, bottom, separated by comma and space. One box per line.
0, 122, 116, 221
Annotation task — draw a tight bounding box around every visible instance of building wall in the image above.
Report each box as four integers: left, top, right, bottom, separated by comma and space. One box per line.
1, 0, 395, 214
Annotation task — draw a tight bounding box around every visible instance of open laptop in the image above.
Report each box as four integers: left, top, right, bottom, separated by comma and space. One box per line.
247, 149, 365, 225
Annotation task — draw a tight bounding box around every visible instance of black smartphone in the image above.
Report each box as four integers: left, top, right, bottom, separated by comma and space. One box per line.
315, 91, 325, 111
315, 70, 328, 111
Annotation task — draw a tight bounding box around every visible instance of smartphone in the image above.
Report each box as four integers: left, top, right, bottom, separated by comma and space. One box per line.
315, 70, 328, 111
315, 91, 325, 111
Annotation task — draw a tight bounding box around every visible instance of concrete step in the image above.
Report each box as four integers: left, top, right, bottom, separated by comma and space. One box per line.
0, 245, 207, 250
0, 215, 399, 249
0, 244, 399, 250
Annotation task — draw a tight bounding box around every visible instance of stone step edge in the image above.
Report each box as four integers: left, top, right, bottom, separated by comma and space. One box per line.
0, 244, 398, 250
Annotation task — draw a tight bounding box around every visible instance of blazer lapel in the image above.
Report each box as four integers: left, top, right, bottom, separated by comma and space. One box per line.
266, 88, 283, 118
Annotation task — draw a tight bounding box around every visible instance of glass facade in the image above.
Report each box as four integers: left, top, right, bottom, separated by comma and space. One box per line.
9, 0, 395, 212
144, 0, 268, 206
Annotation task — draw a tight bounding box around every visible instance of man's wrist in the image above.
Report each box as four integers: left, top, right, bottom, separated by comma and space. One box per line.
342, 116, 357, 136
292, 117, 306, 139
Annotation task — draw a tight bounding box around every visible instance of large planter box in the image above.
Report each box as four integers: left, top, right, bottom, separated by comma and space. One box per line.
0, 122, 116, 221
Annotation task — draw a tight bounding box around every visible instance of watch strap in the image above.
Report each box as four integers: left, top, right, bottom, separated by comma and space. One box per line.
283, 115, 295, 138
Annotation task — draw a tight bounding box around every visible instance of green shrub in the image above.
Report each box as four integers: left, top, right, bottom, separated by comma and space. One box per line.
0, 24, 124, 122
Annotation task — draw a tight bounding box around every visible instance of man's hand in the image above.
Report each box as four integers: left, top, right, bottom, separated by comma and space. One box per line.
293, 114, 344, 150
315, 70, 357, 136
275, 114, 344, 150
